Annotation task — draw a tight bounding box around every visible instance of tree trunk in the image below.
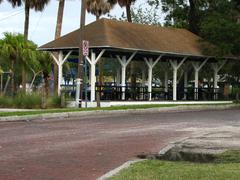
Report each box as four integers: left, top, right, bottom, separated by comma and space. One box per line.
126, 4, 132, 22
11, 60, 14, 96
54, 0, 65, 95
30, 71, 42, 90
188, 0, 199, 34
4, 75, 11, 96
29, 74, 36, 90
96, 15, 100, 20
43, 73, 49, 97
126, 3, 135, 92
24, 1, 30, 40
77, 0, 86, 105
55, 0, 65, 39
22, 0, 30, 92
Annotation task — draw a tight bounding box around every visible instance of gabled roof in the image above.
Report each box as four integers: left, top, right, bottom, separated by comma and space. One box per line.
39, 18, 205, 57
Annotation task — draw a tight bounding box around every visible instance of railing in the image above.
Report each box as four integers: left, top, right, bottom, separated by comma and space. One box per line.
181, 87, 227, 101
96, 85, 169, 101
61, 84, 233, 101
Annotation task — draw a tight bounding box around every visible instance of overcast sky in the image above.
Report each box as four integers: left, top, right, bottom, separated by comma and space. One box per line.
0, 0, 149, 46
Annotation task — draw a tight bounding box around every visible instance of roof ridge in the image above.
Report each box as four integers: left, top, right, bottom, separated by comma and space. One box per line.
99, 18, 191, 32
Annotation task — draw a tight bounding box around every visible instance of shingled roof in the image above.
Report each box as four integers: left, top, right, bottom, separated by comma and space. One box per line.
39, 18, 205, 57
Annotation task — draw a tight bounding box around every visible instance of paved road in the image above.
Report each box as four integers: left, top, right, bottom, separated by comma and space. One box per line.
0, 109, 240, 180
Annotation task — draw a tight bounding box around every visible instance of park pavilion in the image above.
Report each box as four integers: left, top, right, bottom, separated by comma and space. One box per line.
39, 18, 234, 105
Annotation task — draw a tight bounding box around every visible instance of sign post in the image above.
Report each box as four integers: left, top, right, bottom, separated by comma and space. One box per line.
82, 40, 89, 108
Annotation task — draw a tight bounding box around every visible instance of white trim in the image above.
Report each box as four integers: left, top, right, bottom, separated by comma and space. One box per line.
39, 45, 212, 59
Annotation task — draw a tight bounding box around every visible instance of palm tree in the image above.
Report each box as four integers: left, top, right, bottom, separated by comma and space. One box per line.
6, 0, 22, 6
86, 0, 115, 20
85, 0, 115, 87
0, 33, 27, 95
116, 0, 136, 22
24, 0, 50, 40
114, 0, 136, 88
55, 0, 65, 39
21, 0, 49, 91
53, 0, 65, 95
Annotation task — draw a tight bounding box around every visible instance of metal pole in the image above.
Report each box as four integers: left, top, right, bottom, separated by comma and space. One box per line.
76, 0, 86, 108
84, 56, 88, 108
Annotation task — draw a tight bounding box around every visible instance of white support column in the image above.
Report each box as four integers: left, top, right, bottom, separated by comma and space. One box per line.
169, 57, 187, 101
50, 50, 72, 96
86, 50, 106, 102
211, 60, 227, 100
90, 52, 96, 102
58, 53, 63, 97
148, 65, 153, 100
191, 58, 209, 100
116, 51, 137, 100
144, 55, 163, 101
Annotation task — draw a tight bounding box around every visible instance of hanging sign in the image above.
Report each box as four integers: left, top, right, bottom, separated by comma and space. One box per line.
82, 40, 89, 56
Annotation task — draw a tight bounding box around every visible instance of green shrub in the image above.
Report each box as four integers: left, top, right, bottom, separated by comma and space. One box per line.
14, 92, 41, 109
0, 92, 64, 109
47, 95, 61, 108
0, 96, 13, 108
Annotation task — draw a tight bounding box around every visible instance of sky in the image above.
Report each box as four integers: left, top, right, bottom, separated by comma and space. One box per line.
0, 0, 150, 46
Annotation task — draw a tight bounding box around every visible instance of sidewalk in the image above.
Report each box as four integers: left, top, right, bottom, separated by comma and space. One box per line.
162, 125, 240, 160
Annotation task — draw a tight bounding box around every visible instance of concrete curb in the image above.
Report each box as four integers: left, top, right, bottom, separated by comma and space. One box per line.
98, 143, 182, 179
0, 104, 238, 122
97, 138, 196, 180
97, 159, 145, 180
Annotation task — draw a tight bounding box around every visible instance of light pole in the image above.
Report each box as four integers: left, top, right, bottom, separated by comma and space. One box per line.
75, 0, 86, 107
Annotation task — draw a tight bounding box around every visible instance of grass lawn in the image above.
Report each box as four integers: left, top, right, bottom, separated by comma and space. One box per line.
0, 103, 235, 117
109, 151, 240, 180
0, 104, 178, 117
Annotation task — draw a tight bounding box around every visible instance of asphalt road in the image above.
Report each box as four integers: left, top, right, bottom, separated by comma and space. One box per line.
0, 109, 240, 180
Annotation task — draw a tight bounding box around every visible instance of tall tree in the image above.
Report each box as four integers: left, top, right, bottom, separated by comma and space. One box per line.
22, 0, 49, 91
200, 0, 240, 57
86, 0, 115, 20
7, 0, 22, 6
114, 0, 136, 22
55, 0, 65, 39
86, 0, 115, 87
0, 33, 35, 94
113, 0, 136, 89
53, 0, 65, 95
24, 0, 50, 40
159, 0, 208, 34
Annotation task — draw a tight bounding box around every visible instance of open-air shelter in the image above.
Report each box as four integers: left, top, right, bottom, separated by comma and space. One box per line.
39, 19, 234, 104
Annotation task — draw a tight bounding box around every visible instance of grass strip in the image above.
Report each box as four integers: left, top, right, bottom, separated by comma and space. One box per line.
0, 103, 236, 117
109, 150, 240, 180
0, 104, 178, 117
